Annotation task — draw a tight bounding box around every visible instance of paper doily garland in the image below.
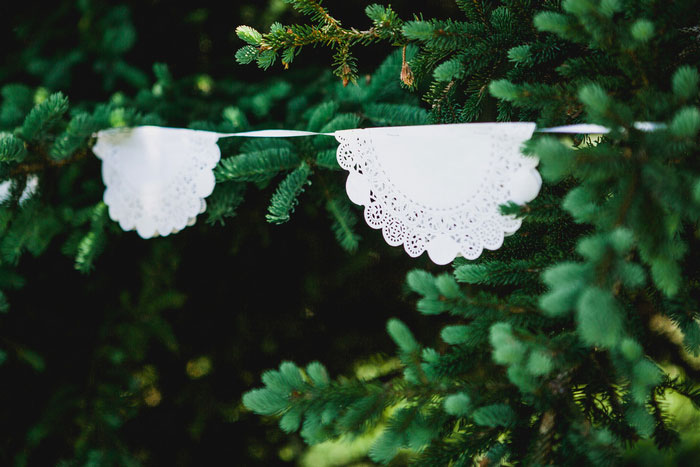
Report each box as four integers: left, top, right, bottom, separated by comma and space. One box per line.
92, 123, 547, 262
92, 122, 662, 262
93, 126, 220, 238
335, 123, 540, 264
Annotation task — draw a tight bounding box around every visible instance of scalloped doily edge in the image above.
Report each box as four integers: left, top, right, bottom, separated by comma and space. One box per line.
335, 125, 541, 265
94, 126, 221, 239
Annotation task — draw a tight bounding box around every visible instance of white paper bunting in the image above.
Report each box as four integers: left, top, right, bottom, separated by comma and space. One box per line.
92, 122, 652, 263
335, 123, 539, 264
93, 126, 220, 238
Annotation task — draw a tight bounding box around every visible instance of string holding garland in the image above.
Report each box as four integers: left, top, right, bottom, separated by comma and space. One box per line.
92, 122, 660, 264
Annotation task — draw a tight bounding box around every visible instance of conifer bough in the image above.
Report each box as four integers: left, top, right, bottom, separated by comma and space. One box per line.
239, 0, 700, 465
2, 0, 700, 464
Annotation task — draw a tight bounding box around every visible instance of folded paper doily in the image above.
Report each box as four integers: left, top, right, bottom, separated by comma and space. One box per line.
335, 123, 540, 264
93, 126, 220, 238
92, 123, 542, 262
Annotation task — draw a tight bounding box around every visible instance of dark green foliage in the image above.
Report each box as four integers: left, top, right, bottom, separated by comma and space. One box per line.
237, 0, 577, 122
325, 195, 360, 252
204, 181, 246, 226
266, 162, 312, 224
0, 133, 27, 163
0, 41, 425, 289
21, 92, 69, 142
363, 103, 428, 126
50, 111, 107, 161
210, 48, 424, 246
241, 0, 700, 465
215, 139, 300, 184
0, 2, 443, 463
73, 202, 109, 273
3, 0, 700, 465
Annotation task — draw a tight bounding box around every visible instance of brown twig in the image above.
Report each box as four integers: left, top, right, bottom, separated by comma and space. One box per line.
10, 147, 92, 177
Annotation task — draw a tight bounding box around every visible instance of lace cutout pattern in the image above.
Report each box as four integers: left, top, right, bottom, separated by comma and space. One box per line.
335, 123, 539, 264
93, 126, 220, 238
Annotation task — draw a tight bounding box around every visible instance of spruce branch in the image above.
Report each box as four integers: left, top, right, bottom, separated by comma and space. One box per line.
74, 202, 109, 273
20, 92, 69, 142
324, 195, 360, 253
10, 146, 92, 177
215, 140, 299, 184
266, 162, 312, 224
235, 2, 407, 84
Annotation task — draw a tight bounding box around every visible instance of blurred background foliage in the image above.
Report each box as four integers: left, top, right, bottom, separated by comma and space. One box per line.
2, 1, 700, 466
0, 1, 460, 465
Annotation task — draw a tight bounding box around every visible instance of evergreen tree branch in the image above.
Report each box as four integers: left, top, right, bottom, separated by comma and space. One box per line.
10, 146, 92, 177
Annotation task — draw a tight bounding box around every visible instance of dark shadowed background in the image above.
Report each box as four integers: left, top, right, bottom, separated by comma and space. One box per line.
0, 1, 460, 465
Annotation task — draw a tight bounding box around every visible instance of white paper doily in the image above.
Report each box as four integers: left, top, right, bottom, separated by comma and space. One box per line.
335, 123, 540, 264
93, 126, 221, 238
